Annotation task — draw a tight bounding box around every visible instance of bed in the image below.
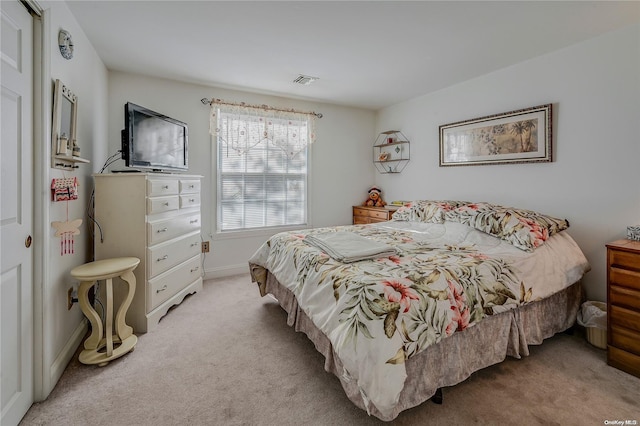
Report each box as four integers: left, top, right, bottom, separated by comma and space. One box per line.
248, 201, 591, 421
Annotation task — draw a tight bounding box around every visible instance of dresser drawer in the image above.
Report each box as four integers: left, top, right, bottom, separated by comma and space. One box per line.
354, 207, 389, 219
147, 179, 179, 196
609, 248, 640, 271
609, 284, 640, 311
353, 207, 369, 217
353, 206, 393, 221
610, 305, 640, 333
370, 210, 390, 220
147, 231, 201, 278
353, 215, 371, 225
608, 346, 640, 378
147, 255, 202, 311
180, 179, 200, 194
609, 267, 640, 291
610, 325, 640, 356
180, 193, 201, 209
148, 213, 201, 245
147, 196, 179, 215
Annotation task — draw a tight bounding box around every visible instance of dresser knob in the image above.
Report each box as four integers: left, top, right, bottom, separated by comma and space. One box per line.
157, 228, 168, 233
157, 255, 168, 262
156, 285, 167, 293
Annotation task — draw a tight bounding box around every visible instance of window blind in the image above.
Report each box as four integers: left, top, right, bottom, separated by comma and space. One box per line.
216, 109, 308, 232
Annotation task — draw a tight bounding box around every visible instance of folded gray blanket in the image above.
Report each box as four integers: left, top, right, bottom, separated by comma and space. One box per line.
305, 231, 396, 263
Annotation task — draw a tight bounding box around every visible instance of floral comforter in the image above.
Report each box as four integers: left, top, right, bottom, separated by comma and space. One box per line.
249, 218, 589, 418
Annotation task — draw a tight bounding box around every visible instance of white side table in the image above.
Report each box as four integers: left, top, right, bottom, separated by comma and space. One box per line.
71, 257, 140, 366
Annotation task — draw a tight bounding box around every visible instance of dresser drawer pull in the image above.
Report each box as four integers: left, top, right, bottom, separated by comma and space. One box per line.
189, 198, 195, 203
191, 266, 200, 273
190, 219, 199, 224
157, 255, 169, 262
156, 285, 167, 293
189, 184, 195, 189
157, 228, 168, 233
162, 185, 169, 189
163, 202, 170, 206
190, 242, 199, 247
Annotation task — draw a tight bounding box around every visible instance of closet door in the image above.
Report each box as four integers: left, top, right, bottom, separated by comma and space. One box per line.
1, 1, 35, 425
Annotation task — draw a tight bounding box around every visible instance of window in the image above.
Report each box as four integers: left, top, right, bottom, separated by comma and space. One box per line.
215, 108, 310, 232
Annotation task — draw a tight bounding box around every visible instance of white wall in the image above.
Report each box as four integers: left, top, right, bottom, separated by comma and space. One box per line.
375, 24, 640, 302
105, 72, 376, 277
37, 1, 109, 398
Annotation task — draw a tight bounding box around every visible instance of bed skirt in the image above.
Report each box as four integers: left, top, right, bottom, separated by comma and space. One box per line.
253, 266, 583, 421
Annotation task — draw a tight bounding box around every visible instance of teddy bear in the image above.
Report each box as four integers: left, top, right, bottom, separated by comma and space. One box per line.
363, 186, 387, 207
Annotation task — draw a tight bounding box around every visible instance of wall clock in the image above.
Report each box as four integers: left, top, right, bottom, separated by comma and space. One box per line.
58, 29, 74, 60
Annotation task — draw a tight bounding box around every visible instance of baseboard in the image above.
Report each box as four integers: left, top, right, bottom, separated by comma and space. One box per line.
204, 263, 250, 280
46, 319, 87, 398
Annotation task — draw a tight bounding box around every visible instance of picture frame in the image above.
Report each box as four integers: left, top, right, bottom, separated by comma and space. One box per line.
439, 104, 552, 167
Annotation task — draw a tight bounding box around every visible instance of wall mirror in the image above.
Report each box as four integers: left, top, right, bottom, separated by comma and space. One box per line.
52, 79, 86, 169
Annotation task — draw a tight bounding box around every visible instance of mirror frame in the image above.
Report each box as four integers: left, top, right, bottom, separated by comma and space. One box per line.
51, 79, 78, 169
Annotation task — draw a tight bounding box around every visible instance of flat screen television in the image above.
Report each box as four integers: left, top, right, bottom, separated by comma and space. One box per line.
121, 102, 188, 172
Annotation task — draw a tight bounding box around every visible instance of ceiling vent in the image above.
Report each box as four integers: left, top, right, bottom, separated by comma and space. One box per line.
293, 74, 319, 86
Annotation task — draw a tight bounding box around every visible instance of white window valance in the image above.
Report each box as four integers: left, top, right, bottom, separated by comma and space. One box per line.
209, 100, 318, 159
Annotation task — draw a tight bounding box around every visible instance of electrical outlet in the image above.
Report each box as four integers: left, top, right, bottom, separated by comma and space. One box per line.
202, 241, 210, 253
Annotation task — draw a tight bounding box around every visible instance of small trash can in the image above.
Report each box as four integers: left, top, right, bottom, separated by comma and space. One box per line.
576, 301, 607, 349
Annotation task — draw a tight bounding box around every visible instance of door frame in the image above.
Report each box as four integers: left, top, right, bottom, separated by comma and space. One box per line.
20, 0, 48, 401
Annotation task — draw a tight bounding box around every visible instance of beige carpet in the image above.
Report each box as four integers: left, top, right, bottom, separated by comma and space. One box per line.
21, 274, 639, 425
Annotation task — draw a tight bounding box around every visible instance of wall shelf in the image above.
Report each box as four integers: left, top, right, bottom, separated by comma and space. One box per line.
373, 130, 410, 174
53, 154, 90, 170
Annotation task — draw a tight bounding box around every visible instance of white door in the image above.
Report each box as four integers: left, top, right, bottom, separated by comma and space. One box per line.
1, 1, 34, 425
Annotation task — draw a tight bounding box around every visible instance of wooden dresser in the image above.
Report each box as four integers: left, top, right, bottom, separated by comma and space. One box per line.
606, 239, 640, 378
353, 205, 397, 224
94, 173, 203, 333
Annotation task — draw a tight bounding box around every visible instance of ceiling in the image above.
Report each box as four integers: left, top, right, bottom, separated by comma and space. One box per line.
66, 1, 640, 110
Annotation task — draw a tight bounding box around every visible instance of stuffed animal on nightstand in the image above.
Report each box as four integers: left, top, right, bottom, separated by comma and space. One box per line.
363, 186, 387, 207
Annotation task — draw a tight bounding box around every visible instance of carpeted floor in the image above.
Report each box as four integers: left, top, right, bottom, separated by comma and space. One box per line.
21, 274, 640, 425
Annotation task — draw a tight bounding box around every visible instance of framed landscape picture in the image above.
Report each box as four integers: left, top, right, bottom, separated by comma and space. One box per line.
439, 104, 552, 166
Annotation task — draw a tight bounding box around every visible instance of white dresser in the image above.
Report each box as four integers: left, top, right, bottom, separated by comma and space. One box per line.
93, 173, 203, 333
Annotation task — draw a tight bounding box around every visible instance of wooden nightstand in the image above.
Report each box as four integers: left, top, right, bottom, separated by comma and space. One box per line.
353, 206, 397, 224
606, 239, 640, 378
